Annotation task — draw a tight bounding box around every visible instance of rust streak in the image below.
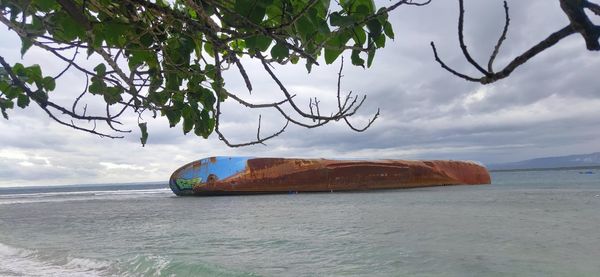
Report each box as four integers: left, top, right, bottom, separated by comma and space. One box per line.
189, 158, 491, 195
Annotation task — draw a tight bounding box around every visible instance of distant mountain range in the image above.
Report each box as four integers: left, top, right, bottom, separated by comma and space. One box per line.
488, 152, 600, 171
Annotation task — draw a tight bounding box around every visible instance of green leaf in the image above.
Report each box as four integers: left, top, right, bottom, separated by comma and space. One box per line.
194, 109, 213, 138
198, 87, 216, 108
0, 80, 8, 92
351, 49, 365, 68
324, 31, 352, 64
42, 77, 56, 91
367, 48, 376, 67
356, 0, 376, 14
203, 41, 214, 57
103, 87, 123, 105
383, 21, 394, 39
172, 91, 185, 105
33, 0, 59, 11
353, 27, 366, 46
88, 77, 105, 95
290, 54, 299, 64
245, 35, 272, 51
148, 90, 169, 106
204, 64, 216, 80
355, 5, 370, 16
32, 90, 48, 103
5, 86, 20, 99
0, 99, 14, 110
270, 42, 289, 61
193, 35, 204, 58
182, 105, 194, 134
374, 33, 386, 48
0, 98, 12, 119
295, 16, 315, 41
330, 12, 354, 27
164, 107, 182, 127
325, 48, 343, 65
102, 22, 130, 47
94, 64, 107, 75
139, 122, 148, 146
50, 12, 86, 41
12, 63, 25, 76
28, 65, 42, 80
376, 7, 389, 22
187, 8, 197, 19
234, 0, 272, 24
366, 19, 382, 37
165, 73, 181, 91
17, 94, 30, 108
20, 37, 33, 58
128, 49, 155, 68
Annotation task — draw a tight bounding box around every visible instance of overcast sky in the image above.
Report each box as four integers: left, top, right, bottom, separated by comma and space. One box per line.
2, 0, 600, 187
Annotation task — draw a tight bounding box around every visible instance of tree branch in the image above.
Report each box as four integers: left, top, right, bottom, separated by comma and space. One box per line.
431, 0, 577, 84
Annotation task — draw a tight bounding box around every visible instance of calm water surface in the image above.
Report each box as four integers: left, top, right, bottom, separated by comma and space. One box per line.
0, 169, 599, 276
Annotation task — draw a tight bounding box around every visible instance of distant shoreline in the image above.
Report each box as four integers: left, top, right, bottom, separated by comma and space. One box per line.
490, 165, 600, 172
0, 181, 167, 194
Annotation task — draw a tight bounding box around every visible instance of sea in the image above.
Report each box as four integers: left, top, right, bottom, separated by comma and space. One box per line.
0, 169, 599, 277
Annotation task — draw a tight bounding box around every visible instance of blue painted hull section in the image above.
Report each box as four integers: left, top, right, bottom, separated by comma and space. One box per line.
169, 156, 251, 196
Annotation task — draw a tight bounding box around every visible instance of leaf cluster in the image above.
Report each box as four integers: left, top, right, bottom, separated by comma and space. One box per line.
0, 0, 417, 145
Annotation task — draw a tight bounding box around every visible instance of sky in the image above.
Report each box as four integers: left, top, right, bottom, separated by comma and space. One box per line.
1, 0, 600, 187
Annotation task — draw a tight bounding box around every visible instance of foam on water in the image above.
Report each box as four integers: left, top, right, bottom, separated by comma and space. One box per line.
0, 243, 257, 277
0, 242, 111, 277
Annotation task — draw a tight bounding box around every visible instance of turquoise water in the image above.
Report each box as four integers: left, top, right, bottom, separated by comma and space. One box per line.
0, 169, 599, 276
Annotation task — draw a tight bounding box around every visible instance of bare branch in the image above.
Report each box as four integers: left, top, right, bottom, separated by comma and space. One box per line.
488, 1, 510, 72
257, 52, 367, 121
457, 0, 489, 76
72, 73, 89, 114
431, 1, 577, 84
335, 58, 379, 132
560, 0, 600, 50
54, 46, 79, 80
485, 26, 575, 83
430, 42, 481, 82
586, 1, 600, 16
233, 56, 253, 93
0, 56, 123, 138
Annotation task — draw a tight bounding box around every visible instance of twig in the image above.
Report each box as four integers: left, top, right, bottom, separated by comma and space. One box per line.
431, 0, 577, 84
488, 1, 510, 72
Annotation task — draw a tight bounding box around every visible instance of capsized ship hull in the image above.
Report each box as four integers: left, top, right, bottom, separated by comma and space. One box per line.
169, 157, 491, 196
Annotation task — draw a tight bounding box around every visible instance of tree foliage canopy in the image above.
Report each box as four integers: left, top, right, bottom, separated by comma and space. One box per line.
1, 0, 599, 146
1, 0, 426, 146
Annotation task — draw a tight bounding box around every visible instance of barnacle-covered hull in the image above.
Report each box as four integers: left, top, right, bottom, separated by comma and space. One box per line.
169, 157, 491, 196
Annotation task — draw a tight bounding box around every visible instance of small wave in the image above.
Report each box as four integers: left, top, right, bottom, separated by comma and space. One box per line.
115, 255, 260, 277
0, 243, 111, 277
0, 243, 260, 277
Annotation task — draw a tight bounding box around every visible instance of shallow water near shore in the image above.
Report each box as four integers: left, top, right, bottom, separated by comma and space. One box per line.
1, 169, 599, 276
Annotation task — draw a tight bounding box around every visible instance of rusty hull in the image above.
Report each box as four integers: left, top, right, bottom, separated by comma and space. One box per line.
172, 158, 490, 196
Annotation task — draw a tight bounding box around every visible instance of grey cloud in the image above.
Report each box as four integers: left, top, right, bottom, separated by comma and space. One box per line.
2, 0, 600, 186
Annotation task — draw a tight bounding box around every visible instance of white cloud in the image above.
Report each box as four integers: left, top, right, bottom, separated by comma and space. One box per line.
99, 162, 146, 171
